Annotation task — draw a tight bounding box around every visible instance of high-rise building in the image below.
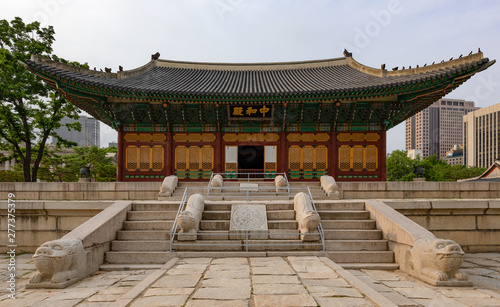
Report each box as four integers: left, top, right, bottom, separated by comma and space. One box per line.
405, 99, 478, 159
463, 103, 500, 168
52, 116, 100, 147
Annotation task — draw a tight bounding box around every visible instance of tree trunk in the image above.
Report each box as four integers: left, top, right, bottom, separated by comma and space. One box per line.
23, 160, 31, 182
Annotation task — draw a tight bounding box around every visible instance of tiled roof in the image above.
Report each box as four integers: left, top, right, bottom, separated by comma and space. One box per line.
25, 53, 493, 97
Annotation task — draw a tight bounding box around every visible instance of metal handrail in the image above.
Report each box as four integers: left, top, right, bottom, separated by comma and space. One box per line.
169, 187, 189, 251
169, 185, 326, 252
308, 186, 326, 251
207, 172, 290, 197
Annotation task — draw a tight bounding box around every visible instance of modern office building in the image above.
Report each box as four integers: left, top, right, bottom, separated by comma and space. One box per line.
26, 51, 493, 181
443, 145, 464, 165
405, 99, 478, 159
464, 103, 500, 168
52, 116, 100, 147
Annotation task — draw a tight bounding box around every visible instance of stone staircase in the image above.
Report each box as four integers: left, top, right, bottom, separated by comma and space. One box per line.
101, 182, 397, 271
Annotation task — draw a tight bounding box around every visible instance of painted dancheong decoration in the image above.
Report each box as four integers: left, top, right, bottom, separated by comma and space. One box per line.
24, 50, 495, 182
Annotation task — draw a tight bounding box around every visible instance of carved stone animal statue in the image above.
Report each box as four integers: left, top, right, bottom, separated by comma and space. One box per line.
408, 238, 468, 285
80, 166, 91, 178
177, 194, 205, 240
158, 176, 178, 199
293, 192, 321, 241
274, 175, 287, 193
28, 239, 87, 285
320, 176, 340, 198
211, 174, 223, 187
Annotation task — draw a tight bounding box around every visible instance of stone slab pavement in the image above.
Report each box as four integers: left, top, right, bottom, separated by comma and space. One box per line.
1, 253, 500, 306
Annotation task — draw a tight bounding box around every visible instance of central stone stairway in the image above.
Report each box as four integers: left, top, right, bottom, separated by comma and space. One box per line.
101, 182, 398, 271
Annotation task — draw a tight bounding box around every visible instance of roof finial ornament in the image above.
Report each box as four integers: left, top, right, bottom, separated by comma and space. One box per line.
402, 66, 405, 70
408, 66, 411, 69
105, 67, 112, 73
93, 67, 96, 71
381, 64, 386, 70
119, 65, 123, 72
478, 47, 481, 53
151, 52, 160, 60
459, 54, 463, 58
432, 61, 435, 65
416, 65, 419, 68
449, 57, 453, 61
424, 63, 427, 67
468, 51, 473, 56
343, 49, 352, 57
392, 66, 398, 71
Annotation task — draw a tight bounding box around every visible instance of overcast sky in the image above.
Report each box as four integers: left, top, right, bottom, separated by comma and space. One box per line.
2, 0, 500, 152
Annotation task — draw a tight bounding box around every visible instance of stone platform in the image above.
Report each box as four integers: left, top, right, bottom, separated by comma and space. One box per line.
2, 253, 500, 306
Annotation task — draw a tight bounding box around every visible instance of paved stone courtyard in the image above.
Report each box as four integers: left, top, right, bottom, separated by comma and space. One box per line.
1, 254, 500, 306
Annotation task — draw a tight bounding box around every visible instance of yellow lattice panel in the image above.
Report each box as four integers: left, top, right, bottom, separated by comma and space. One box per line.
175, 146, 187, 171
152, 134, 167, 142
189, 146, 200, 170
352, 145, 364, 171
201, 134, 216, 142
238, 134, 251, 142
315, 133, 330, 142
188, 134, 202, 143
139, 146, 150, 171
337, 133, 351, 142
302, 146, 314, 170
265, 133, 280, 142
265, 162, 277, 172
225, 163, 237, 172
289, 146, 301, 171
151, 146, 163, 171
366, 133, 380, 142
201, 146, 213, 171
352, 133, 365, 142
124, 134, 139, 142
126, 146, 138, 171
173, 134, 188, 142
365, 145, 378, 171
223, 134, 238, 142
339, 145, 351, 172
315, 146, 328, 171
300, 134, 315, 142
139, 134, 152, 142
287, 133, 301, 142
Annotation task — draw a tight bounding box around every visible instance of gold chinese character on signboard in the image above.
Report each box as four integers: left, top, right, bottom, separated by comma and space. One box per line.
259, 105, 270, 117
246, 107, 258, 115
233, 107, 243, 116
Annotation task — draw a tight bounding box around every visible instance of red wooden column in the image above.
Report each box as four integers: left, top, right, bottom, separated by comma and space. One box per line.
279, 131, 287, 175
329, 131, 337, 179
380, 131, 387, 181
214, 131, 223, 173
165, 132, 173, 176
117, 130, 124, 181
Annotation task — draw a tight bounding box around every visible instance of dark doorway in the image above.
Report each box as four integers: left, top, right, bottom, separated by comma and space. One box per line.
238, 145, 264, 171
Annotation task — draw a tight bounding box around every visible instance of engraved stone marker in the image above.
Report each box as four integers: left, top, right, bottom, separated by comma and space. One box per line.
230, 204, 268, 239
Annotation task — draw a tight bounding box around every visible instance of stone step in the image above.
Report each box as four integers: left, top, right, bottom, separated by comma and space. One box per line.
105, 251, 172, 264
116, 230, 169, 241
171, 240, 323, 252
314, 202, 365, 211
200, 220, 230, 230
321, 220, 376, 230
323, 229, 382, 240
200, 210, 296, 221
338, 263, 399, 270
196, 230, 301, 240
202, 211, 230, 220
100, 264, 163, 271
204, 203, 293, 211
123, 220, 173, 230
325, 240, 387, 251
127, 210, 178, 221
111, 240, 170, 251
318, 211, 370, 220
176, 251, 267, 258
268, 220, 297, 229
132, 203, 180, 211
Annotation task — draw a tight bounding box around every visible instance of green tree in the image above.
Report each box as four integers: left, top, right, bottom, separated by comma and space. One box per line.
0, 17, 81, 182
386, 150, 416, 181
38, 146, 116, 182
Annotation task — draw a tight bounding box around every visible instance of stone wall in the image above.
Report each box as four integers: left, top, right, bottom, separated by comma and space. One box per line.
0, 182, 160, 200
337, 181, 500, 199
385, 199, 500, 253
0, 201, 113, 253
1, 181, 499, 200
